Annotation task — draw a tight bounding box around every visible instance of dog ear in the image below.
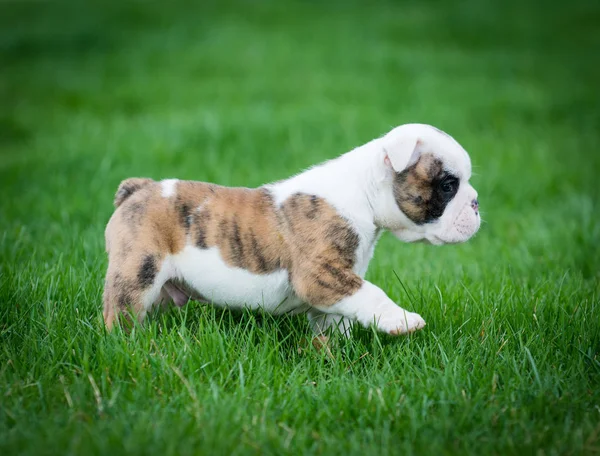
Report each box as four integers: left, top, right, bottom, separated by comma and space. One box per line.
384, 137, 422, 172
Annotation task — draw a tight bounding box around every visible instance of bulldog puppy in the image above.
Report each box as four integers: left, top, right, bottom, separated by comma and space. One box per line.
103, 124, 480, 336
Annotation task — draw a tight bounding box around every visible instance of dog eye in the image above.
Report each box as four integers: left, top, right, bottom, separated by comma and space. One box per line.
441, 179, 457, 193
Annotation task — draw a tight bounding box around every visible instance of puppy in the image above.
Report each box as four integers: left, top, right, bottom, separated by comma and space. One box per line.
103, 124, 480, 336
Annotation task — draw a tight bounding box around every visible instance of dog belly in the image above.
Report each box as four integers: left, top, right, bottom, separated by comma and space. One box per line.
169, 245, 304, 314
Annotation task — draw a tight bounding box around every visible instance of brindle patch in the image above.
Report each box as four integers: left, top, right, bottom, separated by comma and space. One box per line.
138, 254, 158, 287
195, 210, 210, 249
114, 177, 154, 207
123, 201, 146, 226
176, 198, 192, 231
184, 187, 285, 274
230, 218, 245, 267
325, 221, 360, 269
393, 153, 459, 225
110, 272, 138, 310
117, 289, 134, 308
280, 193, 363, 306
248, 229, 270, 273
306, 195, 320, 219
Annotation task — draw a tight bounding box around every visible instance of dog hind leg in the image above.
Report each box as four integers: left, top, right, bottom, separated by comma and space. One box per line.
103, 253, 168, 330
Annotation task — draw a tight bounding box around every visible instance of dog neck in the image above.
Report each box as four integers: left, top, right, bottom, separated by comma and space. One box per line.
271, 137, 408, 242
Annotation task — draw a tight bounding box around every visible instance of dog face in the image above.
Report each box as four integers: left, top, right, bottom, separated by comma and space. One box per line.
380, 124, 480, 245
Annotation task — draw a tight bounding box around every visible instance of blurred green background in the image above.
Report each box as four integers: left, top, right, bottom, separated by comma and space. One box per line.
1, 0, 599, 454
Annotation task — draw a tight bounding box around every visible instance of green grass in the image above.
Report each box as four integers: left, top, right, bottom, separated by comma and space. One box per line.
1, 0, 599, 454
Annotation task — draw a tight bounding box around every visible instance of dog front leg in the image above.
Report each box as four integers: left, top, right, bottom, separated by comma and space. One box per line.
314, 281, 426, 335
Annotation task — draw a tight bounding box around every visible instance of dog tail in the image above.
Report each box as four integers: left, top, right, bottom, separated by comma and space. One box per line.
114, 178, 154, 207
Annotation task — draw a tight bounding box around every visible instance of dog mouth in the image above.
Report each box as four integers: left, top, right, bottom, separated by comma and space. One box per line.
425, 213, 481, 245
435, 220, 480, 245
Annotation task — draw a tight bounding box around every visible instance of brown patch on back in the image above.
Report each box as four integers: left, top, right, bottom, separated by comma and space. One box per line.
393, 153, 455, 225
108, 181, 285, 275
209, 187, 284, 272
177, 184, 285, 274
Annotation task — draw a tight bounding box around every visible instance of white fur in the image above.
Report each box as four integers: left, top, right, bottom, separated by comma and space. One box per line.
161, 179, 178, 197
152, 124, 479, 336
155, 246, 306, 314
315, 281, 426, 334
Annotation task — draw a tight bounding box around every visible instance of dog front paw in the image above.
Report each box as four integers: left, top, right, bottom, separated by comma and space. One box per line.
387, 311, 426, 335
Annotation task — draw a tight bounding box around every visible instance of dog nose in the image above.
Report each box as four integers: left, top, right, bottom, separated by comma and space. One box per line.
471, 199, 479, 214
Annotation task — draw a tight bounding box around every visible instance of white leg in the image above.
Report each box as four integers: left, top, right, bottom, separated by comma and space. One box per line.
307, 310, 354, 338
142, 259, 176, 314
313, 281, 426, 335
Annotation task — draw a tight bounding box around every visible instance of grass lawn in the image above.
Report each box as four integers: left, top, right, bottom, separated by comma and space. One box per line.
1, 0, 599, 454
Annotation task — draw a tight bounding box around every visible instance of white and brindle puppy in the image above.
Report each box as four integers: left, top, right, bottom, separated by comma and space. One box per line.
103, 123, 480, 336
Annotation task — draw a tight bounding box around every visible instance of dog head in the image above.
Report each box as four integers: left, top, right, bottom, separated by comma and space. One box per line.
375, 124, 480, 245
